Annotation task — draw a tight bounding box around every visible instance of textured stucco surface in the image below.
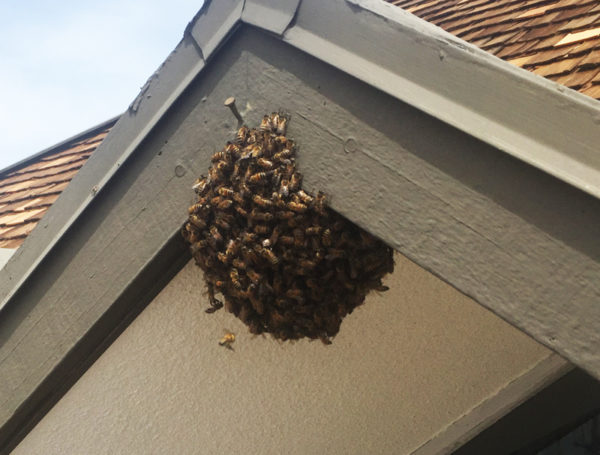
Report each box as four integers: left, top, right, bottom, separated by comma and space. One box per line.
14, 252, 552, 455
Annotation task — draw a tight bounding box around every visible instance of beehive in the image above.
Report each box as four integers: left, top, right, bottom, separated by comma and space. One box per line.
182, 113, 394, 344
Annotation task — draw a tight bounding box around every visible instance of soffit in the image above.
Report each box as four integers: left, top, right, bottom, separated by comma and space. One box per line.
388, 0, 600, 99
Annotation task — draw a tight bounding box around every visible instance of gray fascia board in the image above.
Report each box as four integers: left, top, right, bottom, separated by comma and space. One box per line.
189, 0, 244, 60
0, 35, 205, 313
282, 0, 600, 200
242, 0, 301, 35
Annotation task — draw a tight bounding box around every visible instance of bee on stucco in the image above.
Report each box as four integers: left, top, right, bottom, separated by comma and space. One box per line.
219, 331, 236, 350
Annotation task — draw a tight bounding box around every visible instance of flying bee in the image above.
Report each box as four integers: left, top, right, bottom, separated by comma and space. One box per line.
230, 268, 242, 289
217, 199, 233, 210
289, 172, 302, 191
288, 201, 307, 213
188, 214, 206, 229
249, 171, 271, 185
219, 331, 236, 350
252, 194, 272, 208
257, 158, 274, 169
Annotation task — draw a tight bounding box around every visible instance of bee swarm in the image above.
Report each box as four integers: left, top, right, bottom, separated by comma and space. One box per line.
182, 113, 394, 344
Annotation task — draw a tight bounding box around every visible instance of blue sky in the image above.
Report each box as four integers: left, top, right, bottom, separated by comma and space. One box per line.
0, 1, 204, 170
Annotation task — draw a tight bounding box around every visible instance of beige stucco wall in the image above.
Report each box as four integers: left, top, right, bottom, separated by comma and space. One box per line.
14, 252, 556, 455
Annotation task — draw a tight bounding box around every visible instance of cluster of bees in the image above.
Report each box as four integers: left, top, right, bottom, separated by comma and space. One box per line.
182, 112, 394, 344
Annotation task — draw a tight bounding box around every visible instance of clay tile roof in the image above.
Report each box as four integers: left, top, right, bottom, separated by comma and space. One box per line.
387, 0, 600, 99
0, 119, 117, 249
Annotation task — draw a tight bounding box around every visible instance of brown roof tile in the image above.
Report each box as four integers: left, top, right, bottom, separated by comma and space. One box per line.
387, 0, 600, 100
0, 121, 115, 250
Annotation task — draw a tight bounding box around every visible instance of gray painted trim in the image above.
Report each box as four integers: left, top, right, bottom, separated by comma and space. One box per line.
283, 0, 600, 199
189, 0, 244, 60
410, 354, 571, 455
242, 0, 301, 35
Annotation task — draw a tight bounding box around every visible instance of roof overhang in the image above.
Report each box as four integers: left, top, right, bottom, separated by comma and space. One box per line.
1, 0, 600, 451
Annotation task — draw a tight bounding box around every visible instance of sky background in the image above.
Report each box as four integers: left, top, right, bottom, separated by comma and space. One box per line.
0, 1, 204, 170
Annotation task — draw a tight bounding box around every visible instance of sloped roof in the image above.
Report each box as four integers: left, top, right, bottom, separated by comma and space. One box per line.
388, 0, 600, 99
0, 120, 116, 248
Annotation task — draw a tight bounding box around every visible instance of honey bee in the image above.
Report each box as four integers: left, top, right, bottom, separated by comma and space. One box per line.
305, 226, 321, 236
285, 288, 304, 303
326, 248, 346, 260
210, 226, 223, 245
192, 178, 208, 194
257, 158, 274, 169
279, 179, 289, 197
241, 231, 257, 244
321, 228, 332, 247
278, 235, 294, 245
296, 190, 313, 204
225, 142, 241, 158
217, 199, 233, 210
219, 331, 236, 350
252, 194, 273, 208
188, 214, 206, 229
250, 208, 274, 222
314, 191, 327, 215
232, 258, 246, 270
211, 148, 229, 163
249, 172, 271, 185
277, 210, 295, 220
230, 268, 242, 289
276, 116, 287, 135
246, 268, 261, 284
259, 115, 272, 131
205, 282, 223, 314
215, 161, 230, 173
290, 172, 302, 191
235, 205, 249, 218
293, 228, 305, 247
299, 259, 317, 269
236, 126, 249, 144
190, 239, 209, 255
253, 224, 270, 235
217, 186, 235, 198
260, 247, 279, 265
269, 225, 280, 246
273, 148, 292, 162
288, 201, 307, 213
225, 239, 239, 258
215, 217, 231, 231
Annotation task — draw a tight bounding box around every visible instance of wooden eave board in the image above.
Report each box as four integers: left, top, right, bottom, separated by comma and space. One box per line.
0, 0, 599, 450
